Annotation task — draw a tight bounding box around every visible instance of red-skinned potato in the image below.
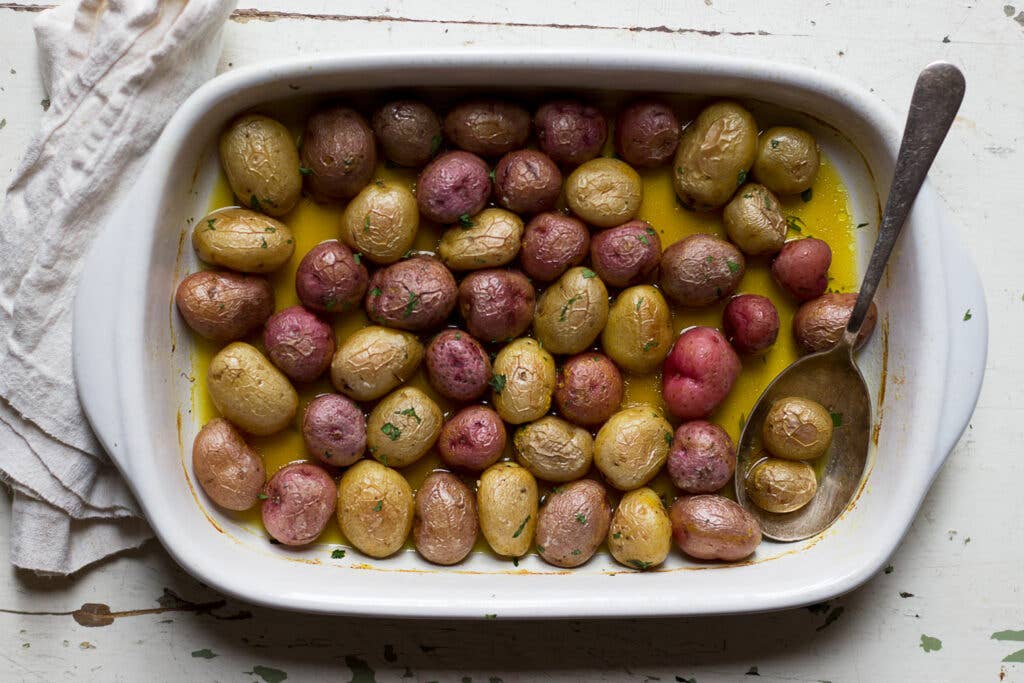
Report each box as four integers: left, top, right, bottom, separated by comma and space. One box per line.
438, 405, 507, 472
493, 149, 562, 214
365, 256, 458, 332
457, 269, 536, 343
520, 212, 590, 282
443, 99, 530, 157
666, 421, 736, 494
300, 106, 376, 202
589, 220, 662, 288
261, 463, 337, 546
553, 353, 623, 428
669, 494, 761, 561
416, 151, 492, 224
424, 329, 492, 402
295, 240, 368, 314
772, 237, 832, 301
534, 100, 608, 166
192, 418, 266, 511
302, 393, 366, 467
175, 271, 273, 342
263, 306, 336, 383
614, 99, 681, 168
722, 294, 780, 355
662, 327, 741, 420
793, 292, 877, 354
414, 471, 478, 565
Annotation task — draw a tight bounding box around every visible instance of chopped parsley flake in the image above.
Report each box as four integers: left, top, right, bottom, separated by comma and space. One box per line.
458, 213, 474, 228
264, 226, 276, 233
830, 411, 843, 427
331, 548, 346, 559
628, 559, 653, 570
397, 406, 421, 423
664, 431, 673, 447
801, 187, 814, 202
559, 295, 580, 322
726, 259, 741, 274
403, 291, 420, 318
373, 499, 384, 512
612, 532, 622, 539
363, 215, 371, 232
575, 513, 586, 524
637, 233, 650, 246
430, 135, 442, 155
581, 268, 597, 279
299, 166, 313, 176
371, 286, 381, 297
205, 218, 216, 231
489, 374, 506, 394
786, 215, 807, 233
770, 139, 780, 149
856, 222, 869, 229
250, 195, 262, 212
257, 492, 268, 500
353, 252, 362, 264
381, 423, 401, 440
260, 238, 268, 249
635, 297, 643, 311
963, 309, 972, 321
643, 340, 658, 352
512, 515, 531, 539
737, 169, 747, 186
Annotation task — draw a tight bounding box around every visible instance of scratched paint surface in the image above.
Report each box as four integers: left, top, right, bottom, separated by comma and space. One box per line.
0, 1, 1021, 682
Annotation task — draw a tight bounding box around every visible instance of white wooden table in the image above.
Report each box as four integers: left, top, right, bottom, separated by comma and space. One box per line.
1, 1, 1022, 681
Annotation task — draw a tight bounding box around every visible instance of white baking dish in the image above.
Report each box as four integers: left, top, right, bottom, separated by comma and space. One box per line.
72, 50, 987, 618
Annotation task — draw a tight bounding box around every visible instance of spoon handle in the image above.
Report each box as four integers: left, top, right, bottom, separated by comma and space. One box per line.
845, 62, 966, 341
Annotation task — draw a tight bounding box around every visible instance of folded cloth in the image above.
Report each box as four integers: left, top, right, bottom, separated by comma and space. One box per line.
0, 0, 236, 575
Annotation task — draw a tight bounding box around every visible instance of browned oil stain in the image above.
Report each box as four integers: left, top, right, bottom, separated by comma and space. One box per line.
225, 8, 786, 38
873, 316, 890, 447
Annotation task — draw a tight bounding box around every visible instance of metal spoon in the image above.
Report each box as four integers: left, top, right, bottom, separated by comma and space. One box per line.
733, 62, 966, 542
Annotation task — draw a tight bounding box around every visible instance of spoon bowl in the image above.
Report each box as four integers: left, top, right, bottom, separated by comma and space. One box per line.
734, 61, 965, 542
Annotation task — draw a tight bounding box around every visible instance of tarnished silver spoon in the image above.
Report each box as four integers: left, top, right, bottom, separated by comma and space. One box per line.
733, 62, 966, 542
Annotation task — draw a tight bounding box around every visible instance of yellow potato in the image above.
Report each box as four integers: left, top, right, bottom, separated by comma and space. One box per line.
191, 418, 266, 511
608, 488, 672, 570
437, 208, 523, 271
207, 342, 298, 436
673, 101, 758, 210
594, 406, 673, 490
745, 457, 818, 513
753, 126, 820, 195
337, 460, 414, 558
564, 158, 642, 227
763, 396, 834, 460
330, 326, 423, 402
513, 416, 594, 483
491, 338, 555, 425
340, 181, 419, 264
218, 114, 301, 216
723, 183, 787, 256
193, 208, 294, 273
365, 387, 442, 468
601, 285, 673, 374
533, 267, 609, 355
477, 462, 538, 557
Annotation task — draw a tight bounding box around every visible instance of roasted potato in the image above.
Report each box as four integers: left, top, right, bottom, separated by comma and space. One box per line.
723, 183, 787, 256
175, 271, 273, 342
493, 149, 562, 214
491, 338, 556, 425
329, 326, 423, 401
589, 220, 661, 288
477, 462, 538, 557
457, 269, 535, 343
302, 393, 366, 467
365, 256, 458, 331
673, 101, 758, 210
669, 494, 761, 561
425, 328, 492, 402
207, 342, 298, 436
261, 463, 336, 546
372, 99, 442, 167
772, 237, 832, 302
337, 460, 414, 558
659, 234, 745, 307
513, 416, 594, 483
662, 327, 741, 420
443, 99, 530, 157
534, 100, 608, 165
193, 208, 294, 273
295, 240, 369, 314
437, 208, 524, 271
414, 471, 478, 565
533, 267, 609, 355
601, 285, 673, 374
564, 158, 642, 228
614, 99, 680, 168
536, 479, 611, 568
722, 294, 780, 355
753, 126, 820, 195
438, 405, 507, 472
263, 306, 335, 383
762, 396, 834, 461
745, 457, 818, 513
192, 418, 266, 511
594, 407, 673, 490
608, 487, 672, 570
416, 150, 492, 224
520, 212, 590, 282
792, 292, 877, 354
366, 386, 443, 468
340, 181, 419, 265
666, 420, 735, 494
218, 114, 301, 217
300, 105, 376, 202
553, 352, 623, 428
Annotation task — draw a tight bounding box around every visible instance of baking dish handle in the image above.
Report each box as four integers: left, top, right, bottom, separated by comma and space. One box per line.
72, 184, 148, 479
930, 186, 988, 474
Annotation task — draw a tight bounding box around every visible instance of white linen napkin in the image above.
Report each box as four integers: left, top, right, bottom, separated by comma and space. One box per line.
0, 0, 236, 575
